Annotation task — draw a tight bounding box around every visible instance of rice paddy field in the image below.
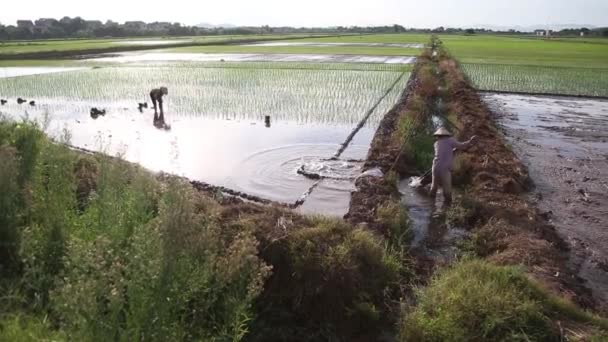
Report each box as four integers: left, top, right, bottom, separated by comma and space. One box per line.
0, 33, 422, 216
0, 34, 332, 56
440, 34, 608, 97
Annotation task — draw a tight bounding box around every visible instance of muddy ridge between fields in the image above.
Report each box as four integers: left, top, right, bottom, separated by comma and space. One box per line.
347, 45, 602, 311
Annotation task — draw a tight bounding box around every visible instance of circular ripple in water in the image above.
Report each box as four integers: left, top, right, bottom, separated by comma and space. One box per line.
225, 144, 368, 204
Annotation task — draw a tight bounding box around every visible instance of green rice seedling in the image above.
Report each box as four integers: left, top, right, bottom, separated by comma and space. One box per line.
462, 63, 608, 97
0, 66, 411, 127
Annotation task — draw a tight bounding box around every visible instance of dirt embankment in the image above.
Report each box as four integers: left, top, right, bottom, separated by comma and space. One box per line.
437, 54, 598, 309
345, 51, 429, 234
347, 40, 599, 311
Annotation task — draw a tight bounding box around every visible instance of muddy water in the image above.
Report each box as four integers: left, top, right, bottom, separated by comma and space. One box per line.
1, 97, 382, 215
484, 93, 608, 308
244, 42, 425, 48
90, 52, 417, 64
0, 67, 89, 78
398, 179, 469, 264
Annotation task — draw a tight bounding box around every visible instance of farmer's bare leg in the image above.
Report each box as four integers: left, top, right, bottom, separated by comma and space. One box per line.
158, 100, 164, 122
441, 170, 453, 206
430, 167, 439, 198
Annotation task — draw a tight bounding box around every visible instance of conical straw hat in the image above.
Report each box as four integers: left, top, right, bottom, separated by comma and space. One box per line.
433, 127, 452, 136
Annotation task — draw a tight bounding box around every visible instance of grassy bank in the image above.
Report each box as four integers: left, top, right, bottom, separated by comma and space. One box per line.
0, 117, 408, 340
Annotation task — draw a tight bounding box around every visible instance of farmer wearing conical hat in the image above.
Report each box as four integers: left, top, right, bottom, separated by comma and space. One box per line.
150, 86, 168, 126
430, 127, 477, 206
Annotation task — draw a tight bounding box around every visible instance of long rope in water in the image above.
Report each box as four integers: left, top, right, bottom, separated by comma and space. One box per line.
332, 69, 410, 160
290, 69, 411, 209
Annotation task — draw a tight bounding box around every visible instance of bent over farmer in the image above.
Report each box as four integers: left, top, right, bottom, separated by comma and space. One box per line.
430, 127, 477, 206
150, 86, 168, 125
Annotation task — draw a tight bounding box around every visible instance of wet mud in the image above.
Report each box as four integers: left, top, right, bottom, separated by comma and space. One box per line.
485, 93, 608, 309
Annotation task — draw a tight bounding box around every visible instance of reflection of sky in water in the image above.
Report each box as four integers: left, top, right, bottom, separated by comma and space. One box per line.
2, 101, 377, 210
484, 93, 608, 158
0, 67, 89, 78
0, 66, 411, 215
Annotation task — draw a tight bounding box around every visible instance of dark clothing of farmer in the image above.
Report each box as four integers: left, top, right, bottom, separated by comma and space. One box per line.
150, 86, 168, 125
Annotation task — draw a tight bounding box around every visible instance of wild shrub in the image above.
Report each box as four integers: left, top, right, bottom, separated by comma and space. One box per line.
52, 181, 270, 341
0, 146, 22, 274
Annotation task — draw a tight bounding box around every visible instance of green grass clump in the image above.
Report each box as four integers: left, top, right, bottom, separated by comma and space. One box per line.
400, 259, 608, 341
249, 218, 402, 341
0, 315, 66, 341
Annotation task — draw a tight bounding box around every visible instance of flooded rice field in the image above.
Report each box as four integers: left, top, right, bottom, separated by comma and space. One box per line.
484, 92, 608, 306
90, 52, 417, 64
0, 65, 410, 216
0, 67, 89, 78
244, 42, 425, 48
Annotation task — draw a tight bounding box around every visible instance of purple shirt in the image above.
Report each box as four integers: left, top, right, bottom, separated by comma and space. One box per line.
432, 137, 473, 172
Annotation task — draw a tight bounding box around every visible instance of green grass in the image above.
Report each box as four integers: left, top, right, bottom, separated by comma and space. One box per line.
461, 63, 608, 97
292, 33, 430, 44
440, 34, 608, 96
400, 259, 608, 342
440, 34, 608, 68
166, 44, 421, 56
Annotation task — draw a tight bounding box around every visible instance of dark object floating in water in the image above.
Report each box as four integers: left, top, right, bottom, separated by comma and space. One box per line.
138, 102, 148, 113
0, 99, 7, 105
264, 115, 271, 128
90, 107, 106, 119
17, 98, 26, 104
29, 100, 36, 106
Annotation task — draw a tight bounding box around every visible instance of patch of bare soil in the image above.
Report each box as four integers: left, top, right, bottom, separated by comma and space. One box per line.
438, 57, 598, 310
484, 93, 608, 310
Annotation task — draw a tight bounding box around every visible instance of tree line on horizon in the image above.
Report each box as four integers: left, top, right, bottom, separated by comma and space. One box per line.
0, 16, 606, 41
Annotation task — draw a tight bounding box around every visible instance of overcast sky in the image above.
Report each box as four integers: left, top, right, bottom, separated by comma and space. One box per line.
2, 0, 606, 28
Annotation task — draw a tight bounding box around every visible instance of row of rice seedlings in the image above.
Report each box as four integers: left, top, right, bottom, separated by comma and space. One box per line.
0, 67, 409, 125
461, 63, 608, 97
99, 61, 413, 73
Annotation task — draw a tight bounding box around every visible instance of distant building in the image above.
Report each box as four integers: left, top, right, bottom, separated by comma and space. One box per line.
534, 29, 545, 36
580, 31, 585, 37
